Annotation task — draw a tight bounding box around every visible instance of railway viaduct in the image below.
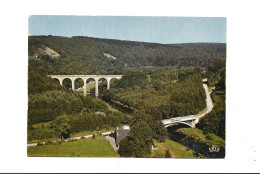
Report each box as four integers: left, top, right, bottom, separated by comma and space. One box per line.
48, 75, 122, 97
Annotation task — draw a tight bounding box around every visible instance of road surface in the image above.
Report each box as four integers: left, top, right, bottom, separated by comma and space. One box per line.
27, 131, 112, 147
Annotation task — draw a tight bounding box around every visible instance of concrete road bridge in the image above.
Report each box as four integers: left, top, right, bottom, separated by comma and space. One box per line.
162, 80, 213, 128
48, 75, 122, 97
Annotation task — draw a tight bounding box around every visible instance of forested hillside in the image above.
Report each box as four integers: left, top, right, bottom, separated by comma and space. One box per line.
28, 36, 226, 75
28, 35, 226, 154
102, 68, 206, 119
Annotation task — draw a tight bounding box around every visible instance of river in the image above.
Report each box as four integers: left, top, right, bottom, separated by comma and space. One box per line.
89, 88, 134, 115
104, 99, 133, 115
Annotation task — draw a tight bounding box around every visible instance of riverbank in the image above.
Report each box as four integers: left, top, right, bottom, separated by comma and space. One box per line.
152, 139, 204, 158
110, 99, 135, 111
178, 128, 225, 148
167, 125, 225, 158
102, 99, 134, 115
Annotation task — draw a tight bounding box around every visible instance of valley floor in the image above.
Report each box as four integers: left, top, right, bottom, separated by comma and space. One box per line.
27, 134, 202, 158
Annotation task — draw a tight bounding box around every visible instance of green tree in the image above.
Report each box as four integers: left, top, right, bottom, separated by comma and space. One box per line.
131, 102, 149, 126
50, 115, 71, 139
118, 135, 136, 157
119, 122, 153, 157
28, 90, 83, 124
147, 107, 167, 142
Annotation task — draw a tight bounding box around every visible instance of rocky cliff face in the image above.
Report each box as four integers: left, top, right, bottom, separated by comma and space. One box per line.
38, 45, 60, 59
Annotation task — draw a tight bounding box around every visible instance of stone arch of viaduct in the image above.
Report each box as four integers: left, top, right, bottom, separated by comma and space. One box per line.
48, 75, 122, 97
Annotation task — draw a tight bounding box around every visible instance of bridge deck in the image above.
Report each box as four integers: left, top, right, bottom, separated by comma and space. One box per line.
48, 75, 123, 78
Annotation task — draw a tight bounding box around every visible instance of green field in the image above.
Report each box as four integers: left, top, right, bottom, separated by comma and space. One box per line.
180, 128, 225, 147
152, 139, 203, 158
27, 136, 118, 157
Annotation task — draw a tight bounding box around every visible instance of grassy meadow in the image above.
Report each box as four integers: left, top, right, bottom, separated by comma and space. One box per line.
27, 136, 118, 157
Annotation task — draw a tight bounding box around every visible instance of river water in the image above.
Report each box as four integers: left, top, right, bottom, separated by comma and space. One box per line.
104, 99, 133, 115
87, 87, 134, 115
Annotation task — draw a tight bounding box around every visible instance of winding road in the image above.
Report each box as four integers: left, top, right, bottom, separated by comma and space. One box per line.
162, 79, 214, 127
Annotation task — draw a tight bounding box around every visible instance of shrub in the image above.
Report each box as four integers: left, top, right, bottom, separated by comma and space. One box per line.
152, 150, 165, 158
54, 140, 62, 145
205, 134, 211, 140
72, 152, 80, 157
37, 142, 44, 146
45, 140, 53, 145
109, 132, 115, 138
165, 149, 172, 158
68, 138, 77, 142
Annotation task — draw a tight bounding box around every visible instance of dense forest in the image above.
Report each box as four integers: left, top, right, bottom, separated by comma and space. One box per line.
28, 36, 225, 75
28, 89, 131, 141
101, 68, 206, 119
